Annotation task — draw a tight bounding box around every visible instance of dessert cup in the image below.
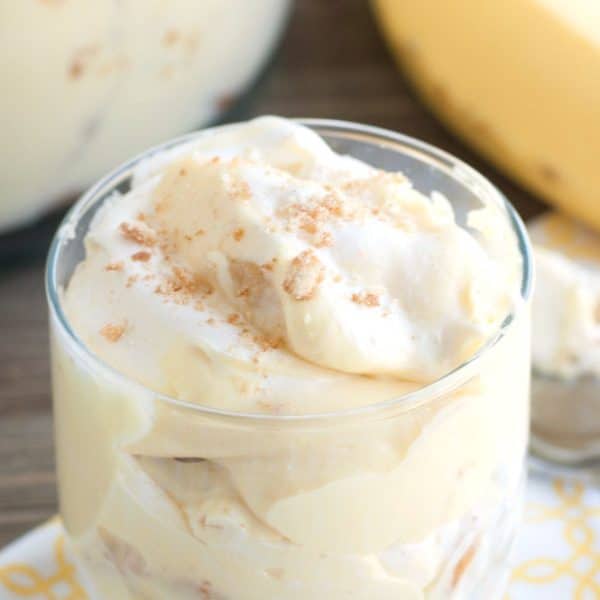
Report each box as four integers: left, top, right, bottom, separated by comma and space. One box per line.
47, 120, 533, 599
527, 213, 600, 474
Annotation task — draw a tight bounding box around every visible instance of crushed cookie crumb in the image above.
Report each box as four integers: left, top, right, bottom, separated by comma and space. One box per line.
69, 61, 82, 80
254, 334, 283, 351
154, 266, 213, 305
270, 336, 284, 349
232, 228, 245, 242
105, 261, 124, 272
279, 191, 347, 239
154, 196, 171, 215
300, 221, 318, 235
120, 221, 157, 247
162, 29, 180, 47
100, 322, 126, 342
184, 228, 205, 241
261, 258, 277, 272
229, 260, 265, 300
315, 231, 333, 247
131, 250, 151, 262
351, 292, 380, 307
452, 542, 477, 588
240, 327, 282, 352
321, 192, 343, 217
227, 313, 240, 325
171, 266, 198, 293
68, 45, 98, 80
206, 317, 215, 325
126, 275, 138, 288
283, 250, 324, 301
227, 179, 252, 201
178, 167, 187, 177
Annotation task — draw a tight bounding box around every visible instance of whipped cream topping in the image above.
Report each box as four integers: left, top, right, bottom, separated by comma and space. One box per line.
529, 212, 600, 379
63, 116, 520, 413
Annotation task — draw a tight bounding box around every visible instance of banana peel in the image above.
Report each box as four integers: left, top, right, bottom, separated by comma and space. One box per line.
372, 0, 600, 230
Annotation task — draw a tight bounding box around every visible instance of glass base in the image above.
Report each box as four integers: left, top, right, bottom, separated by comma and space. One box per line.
528, 447, 600, 483
531, 370, 600, 475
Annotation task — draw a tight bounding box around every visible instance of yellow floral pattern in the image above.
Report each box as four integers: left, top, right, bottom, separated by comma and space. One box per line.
0, 519, 87, 600
1, 476, 599, 599
507, 478, 600, 599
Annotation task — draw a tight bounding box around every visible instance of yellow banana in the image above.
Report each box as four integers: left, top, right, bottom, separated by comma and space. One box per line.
372, 0, 600, 230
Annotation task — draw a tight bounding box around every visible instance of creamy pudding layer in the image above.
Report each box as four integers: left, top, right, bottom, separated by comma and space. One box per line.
53, 117, 529, 599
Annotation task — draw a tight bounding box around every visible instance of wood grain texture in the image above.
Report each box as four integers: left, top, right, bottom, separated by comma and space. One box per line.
0, 0, 544, 548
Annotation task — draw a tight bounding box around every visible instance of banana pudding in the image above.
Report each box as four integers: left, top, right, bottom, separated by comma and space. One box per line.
48, 117, 532, 599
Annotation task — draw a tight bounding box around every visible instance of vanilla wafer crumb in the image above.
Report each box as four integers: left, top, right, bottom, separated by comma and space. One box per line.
100, 322, 126, 342
283, 250, 324, 301
120, 222, 157, 247
351, 292, 380, 307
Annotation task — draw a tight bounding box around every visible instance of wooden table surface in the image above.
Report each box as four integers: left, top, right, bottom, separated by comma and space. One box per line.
0, 1, 544, 548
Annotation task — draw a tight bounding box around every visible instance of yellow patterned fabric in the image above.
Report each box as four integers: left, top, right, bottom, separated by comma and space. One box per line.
508, 478, 600, 599
0, 477, 599, 599
0, 518, 86, 600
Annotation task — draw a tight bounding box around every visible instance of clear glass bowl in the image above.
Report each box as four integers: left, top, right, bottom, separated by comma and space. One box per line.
46, 120, 533, 599
1, 0, 291, 234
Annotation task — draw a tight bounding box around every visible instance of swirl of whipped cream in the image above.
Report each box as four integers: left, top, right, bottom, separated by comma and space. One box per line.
63, 116, 519, 413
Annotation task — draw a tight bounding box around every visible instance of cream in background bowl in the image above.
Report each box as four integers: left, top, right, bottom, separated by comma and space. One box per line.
0, 0, 290, 233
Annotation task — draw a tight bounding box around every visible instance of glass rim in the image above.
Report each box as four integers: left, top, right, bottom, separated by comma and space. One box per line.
45, 118, 533, 425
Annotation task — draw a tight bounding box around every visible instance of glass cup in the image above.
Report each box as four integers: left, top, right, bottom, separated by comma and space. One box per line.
46, 120, 533, 600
